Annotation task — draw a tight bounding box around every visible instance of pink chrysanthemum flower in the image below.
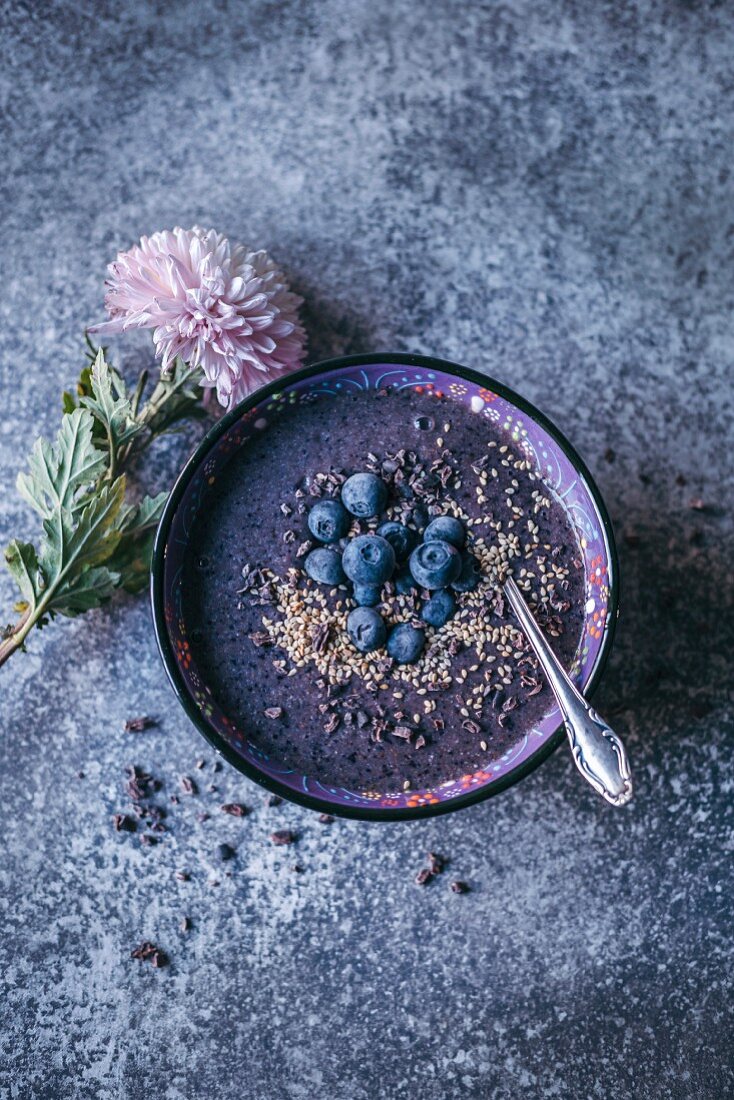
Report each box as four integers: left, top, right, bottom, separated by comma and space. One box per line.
90, 226, 306, 408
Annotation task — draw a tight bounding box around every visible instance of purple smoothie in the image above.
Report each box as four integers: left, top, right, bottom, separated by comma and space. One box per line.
183, 387, 585, 792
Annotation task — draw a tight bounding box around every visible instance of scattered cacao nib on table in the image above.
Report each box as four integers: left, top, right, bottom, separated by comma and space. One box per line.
117, 752, 480, 973
124, 715, 157, 732
130, 941, 168, 968
271, 829, 297, 846
427, 852, 444, 875
415, 852, 446, 885
126, 765, 161, 801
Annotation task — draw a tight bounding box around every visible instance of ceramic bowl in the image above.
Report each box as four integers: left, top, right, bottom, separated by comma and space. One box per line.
151, 353, 618, 820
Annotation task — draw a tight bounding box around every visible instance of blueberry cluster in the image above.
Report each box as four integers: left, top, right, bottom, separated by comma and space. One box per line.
303, 471, 481, 665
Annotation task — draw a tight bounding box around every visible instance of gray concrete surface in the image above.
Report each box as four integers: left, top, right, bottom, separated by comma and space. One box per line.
1, 2, 733, 1097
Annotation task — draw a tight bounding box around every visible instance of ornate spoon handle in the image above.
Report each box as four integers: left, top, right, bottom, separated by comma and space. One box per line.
504, 576, 633, 807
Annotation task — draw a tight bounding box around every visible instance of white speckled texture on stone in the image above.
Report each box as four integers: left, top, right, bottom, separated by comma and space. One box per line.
1, 2, 733, 1098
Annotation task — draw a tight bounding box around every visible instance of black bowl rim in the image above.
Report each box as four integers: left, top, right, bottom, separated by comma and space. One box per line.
151, 352, 619, 821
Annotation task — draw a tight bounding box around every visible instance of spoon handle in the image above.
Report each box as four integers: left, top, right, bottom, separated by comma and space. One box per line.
504, 576, 633, 807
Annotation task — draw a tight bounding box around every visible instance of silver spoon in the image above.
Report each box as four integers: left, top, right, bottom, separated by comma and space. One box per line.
504, 575, 633, 806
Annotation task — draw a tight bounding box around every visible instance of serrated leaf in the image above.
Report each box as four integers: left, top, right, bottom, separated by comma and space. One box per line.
17, 408, 106, 519
4, 540, 41, 613
78, 364, 94, 395
62, 364, 95, 414
80, 349, 143, 456
118, 491, 168, 536
108, 491, 167, 594
40, 476, 126, 588
113, 529, 157, 594
140, 357, 205, 436
63, 357, 111, 457
62, 359, 97, 436
48, 565, 121, 617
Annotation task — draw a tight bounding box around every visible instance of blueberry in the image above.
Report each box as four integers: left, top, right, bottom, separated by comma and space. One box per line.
377, 521, 417, 562
386, 622, 426, 664
411, 504, 430, 531
421, 588, 456, 628
307, 499, 350, 544
409, 539, 462, 589
353, 583, 381, 607
304, 548, 346, 586
451, 552, 482, 592
347, 607, 387, 653
341, 472, 388, 518
342, 534, 396, 585
395, 567, 418, 596
424, 515, 466, 549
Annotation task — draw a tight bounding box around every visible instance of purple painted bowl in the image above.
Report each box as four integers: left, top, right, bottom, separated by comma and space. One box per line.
151, 353, 618, 820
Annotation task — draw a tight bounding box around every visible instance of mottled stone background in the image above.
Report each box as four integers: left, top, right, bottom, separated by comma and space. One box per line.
1, 2, 732, 1097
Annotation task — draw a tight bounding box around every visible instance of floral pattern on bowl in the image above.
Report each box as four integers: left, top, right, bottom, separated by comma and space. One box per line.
152, 354, 618, 819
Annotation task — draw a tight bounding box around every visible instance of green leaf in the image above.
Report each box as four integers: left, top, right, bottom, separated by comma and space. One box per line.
112, 529, 157, 594
16, 408, 106, 519
110, 491, 168, 594
118, 490, 168, 536
40, 475, 126, 587
4, 540, 41, 614
62, 363, 95, 414
139, 357, 206, 436
49, 565, 120, 617
80, 349, 143, 458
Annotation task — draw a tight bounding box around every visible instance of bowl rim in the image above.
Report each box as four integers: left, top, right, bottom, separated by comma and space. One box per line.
151, 352, 619, 821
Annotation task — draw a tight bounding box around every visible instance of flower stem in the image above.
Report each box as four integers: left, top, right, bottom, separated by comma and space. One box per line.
0, 609, 37, 668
